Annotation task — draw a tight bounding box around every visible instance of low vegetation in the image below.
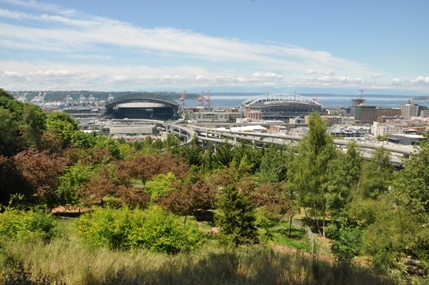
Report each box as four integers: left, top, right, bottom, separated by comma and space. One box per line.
0, 88, 428, 284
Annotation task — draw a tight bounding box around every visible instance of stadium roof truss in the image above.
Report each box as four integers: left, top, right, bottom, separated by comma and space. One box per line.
240, 93, 322, 108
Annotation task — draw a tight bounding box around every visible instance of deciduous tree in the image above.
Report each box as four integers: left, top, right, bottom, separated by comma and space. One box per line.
288, 112, 337, 236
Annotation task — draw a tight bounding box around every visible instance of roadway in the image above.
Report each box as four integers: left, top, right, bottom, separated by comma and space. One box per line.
166, 123, 417, 165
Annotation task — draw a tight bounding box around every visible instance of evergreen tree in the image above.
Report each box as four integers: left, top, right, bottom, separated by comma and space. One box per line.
213, 142, 233, 169
202, 142, 214, 173
182, 135, 202, 166
216, 181, 258, 246
257, 144, 288, 183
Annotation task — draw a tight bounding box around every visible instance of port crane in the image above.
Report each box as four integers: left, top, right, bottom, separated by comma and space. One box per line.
204, 90, 211, 108
197, 90, 204, 107
179, 90, 186, 110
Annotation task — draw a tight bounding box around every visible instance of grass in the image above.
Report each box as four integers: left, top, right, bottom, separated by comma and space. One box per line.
0, 219, 399, 285
270, 226, 311, 252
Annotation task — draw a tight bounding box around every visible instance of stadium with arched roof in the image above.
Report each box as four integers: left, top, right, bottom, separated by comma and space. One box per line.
240, 93, 322, 121
105, 93, 179, 120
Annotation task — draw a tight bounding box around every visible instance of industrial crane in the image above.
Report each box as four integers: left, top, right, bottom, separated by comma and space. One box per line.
204, 90, 211, 108
179, 90, 186, 110
197, 90, 204, 107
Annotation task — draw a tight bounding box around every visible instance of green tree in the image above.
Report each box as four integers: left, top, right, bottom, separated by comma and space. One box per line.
94, 135, 120, 159
144, 172, 177, 201
389, 142, 429, 265
201, 142, 215, 173
324, 141, 363, 221
164, 133, 180, 154
153, 137, 164, 150
215, 170, 258, 247
288, 112, 337, 236
57, 161, 96, 205
257, 144, 288, 183
20, 103, 46, 150
46, 112, 80, 148
0, 107, 20, 156
391, 142, 429, 216
357, 147, 393, 199
213, 142, 233, 169
181, 135, 202, 166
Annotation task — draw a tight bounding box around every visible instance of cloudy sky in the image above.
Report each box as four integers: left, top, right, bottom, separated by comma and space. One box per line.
1, 0, 428, 94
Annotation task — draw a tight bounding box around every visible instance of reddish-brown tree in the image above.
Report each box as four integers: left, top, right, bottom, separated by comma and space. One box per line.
159, 179, 215, 217
114, 153, 189, 184
252, 183, 293, 217
79, 169, 150, 208
13, 149, 69, 207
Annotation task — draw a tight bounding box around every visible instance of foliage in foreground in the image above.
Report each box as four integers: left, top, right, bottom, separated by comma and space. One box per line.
76, 206, 204, 253
0, 233, 399, 285
0, 206, 57, 242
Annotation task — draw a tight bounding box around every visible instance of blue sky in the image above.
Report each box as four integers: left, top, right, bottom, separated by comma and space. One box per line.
1, 0, 428, 94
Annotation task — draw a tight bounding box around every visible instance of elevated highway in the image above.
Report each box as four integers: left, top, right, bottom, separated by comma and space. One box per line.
191, 126, 415, 155
166, 124, 418, 165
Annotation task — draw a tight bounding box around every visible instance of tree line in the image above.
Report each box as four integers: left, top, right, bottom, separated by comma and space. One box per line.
1, 88, 429, 279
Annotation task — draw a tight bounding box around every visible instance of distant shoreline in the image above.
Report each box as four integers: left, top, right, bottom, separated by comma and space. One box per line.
413, 96, 429, 101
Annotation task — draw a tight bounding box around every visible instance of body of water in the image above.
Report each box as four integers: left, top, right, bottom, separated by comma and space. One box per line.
195, 93, 429, 109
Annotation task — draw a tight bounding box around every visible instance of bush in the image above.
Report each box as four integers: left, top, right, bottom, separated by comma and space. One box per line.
0, 208, 57, 242
330, 227, 362, 263
76, 206, 203, 254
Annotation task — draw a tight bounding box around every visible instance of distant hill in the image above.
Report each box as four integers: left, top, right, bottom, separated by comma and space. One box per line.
413, 95, 429, 101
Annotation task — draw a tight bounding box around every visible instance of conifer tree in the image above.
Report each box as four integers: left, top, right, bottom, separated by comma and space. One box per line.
216, 183, 258, 246
215, 170, 258, 247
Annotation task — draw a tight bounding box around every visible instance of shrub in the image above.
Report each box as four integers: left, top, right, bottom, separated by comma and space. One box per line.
0, 208, 57, 242
76, 206, 203, 254
330, 227, 362, 263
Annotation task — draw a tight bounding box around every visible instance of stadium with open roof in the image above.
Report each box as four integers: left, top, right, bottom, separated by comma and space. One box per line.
240, 93, 322, 122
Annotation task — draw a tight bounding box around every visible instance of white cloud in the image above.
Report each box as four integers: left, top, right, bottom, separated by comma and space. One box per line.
28, 69, 75, 77
371, 73, 385, 78
304, 69, 317, 74
410, 76, 429, 84
389, 78, 402, 85
0, 2, 427, 93
0, 0, 77, 16
3, 71, 23, 77
0, 4, 373, 77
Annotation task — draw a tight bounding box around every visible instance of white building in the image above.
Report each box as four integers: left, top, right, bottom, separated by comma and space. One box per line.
371, 122, 403, 137
400, 99, 419, 118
